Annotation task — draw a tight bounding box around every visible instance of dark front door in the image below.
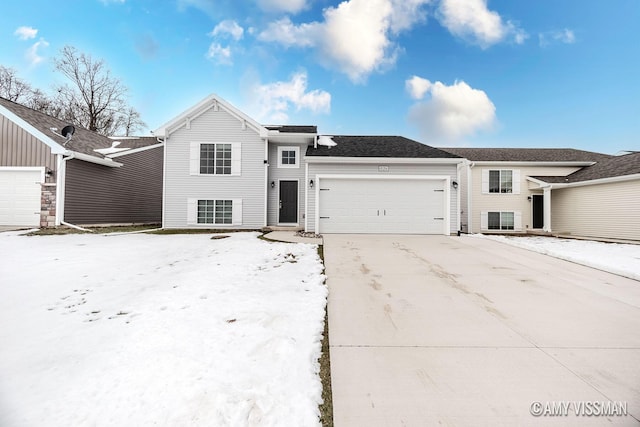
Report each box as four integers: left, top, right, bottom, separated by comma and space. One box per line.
532, 195, 544, 229
279, 181, 298, 223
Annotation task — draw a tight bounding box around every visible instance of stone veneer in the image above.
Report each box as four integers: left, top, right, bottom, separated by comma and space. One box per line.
40, 183, 57, 228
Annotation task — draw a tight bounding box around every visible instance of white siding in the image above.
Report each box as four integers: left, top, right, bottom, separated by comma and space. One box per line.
551, 179, 640, 241
267, 143, 307, 226
164, 107, 265, 229
306, 162, 459, 234
470, 165, 582, 233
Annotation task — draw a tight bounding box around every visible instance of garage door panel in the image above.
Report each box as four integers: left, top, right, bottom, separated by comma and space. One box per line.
0, 170, 42, 226
319, 178, 446, 234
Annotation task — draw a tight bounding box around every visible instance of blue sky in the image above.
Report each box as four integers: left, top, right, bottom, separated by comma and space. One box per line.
1, 0, 638, 154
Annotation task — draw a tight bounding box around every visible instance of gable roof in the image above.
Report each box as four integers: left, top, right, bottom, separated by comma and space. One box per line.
154, 93, 268, 138
439, 147, 611, 163
533, 152, 640, 184
0, 97, 156, 162
306, 136, 462, 159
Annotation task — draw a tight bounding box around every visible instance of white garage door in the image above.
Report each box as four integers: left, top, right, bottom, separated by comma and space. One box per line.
0, 169, 42, 227
318, 177, 447, 234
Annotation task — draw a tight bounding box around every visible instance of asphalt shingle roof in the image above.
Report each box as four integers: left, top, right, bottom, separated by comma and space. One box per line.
266, 125, 317, 133
0, 97, 157, 158
438, 147, 611, 163
532, 152, 640, 183
306, 136, 461, 158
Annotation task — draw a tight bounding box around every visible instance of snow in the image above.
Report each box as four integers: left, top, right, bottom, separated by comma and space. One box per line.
0, 231, 327, 426
472, 234, 640, 281
316, 136, 336, 147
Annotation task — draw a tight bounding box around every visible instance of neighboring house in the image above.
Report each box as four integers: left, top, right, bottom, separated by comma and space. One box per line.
0, 97, 163, 228
531, 152, 640, 241
439, 148, 640, 241
156, 94, 464, 235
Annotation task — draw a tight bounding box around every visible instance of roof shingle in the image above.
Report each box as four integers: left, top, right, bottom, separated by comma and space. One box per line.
306, 136, 461, 159
438, 147, 610, 162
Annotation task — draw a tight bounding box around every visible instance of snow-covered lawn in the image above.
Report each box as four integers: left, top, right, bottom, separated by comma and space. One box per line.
0, 231, 327, 427
472, 234, 640, 281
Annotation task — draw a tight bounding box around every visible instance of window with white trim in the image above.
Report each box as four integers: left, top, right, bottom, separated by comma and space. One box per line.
190, 142, 241, 176
277, 146, 300, 168
489, 170, 512, 193
197, 200, 232, 224
200, 143, 231, 175
488, 212, 514, 230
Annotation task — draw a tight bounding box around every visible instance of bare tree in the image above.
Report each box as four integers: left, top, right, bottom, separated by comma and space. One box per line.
0, 66, 34, 103
53, 46, 146, 136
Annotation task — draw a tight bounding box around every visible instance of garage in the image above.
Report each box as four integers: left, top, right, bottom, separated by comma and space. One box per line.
317, 176, 448, 234
0, 168, 43, 227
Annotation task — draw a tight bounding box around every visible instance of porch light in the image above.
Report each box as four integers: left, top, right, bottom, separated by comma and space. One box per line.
451, 180, 458, 189
309, 179, 314, 188
271, 181, 275, 189
527, 196, 532, 202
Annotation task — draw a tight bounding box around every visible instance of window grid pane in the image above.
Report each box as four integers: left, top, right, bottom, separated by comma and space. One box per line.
197, 200, 215, 224
501, 212, 514, 230
282, 150, 296, 165
488, 212, 501, 230
216, 144, 232, 175
489, 170, 500, 193
215, 200, 233, 224
200, 144, 216, 174
501, 170, 513, 193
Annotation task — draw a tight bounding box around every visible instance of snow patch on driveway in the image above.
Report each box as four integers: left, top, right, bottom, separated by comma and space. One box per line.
0, 231, 327, 426
472, 234, 640, 281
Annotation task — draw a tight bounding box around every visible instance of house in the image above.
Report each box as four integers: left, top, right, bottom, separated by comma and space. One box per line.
155, 94, 464, 235
440, 147, 640, 242
530, 152, 640, 241
0, 97, 163, 228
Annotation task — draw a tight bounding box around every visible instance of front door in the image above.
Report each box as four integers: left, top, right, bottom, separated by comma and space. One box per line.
279, 181, 298, 224
532, 195, 544, 229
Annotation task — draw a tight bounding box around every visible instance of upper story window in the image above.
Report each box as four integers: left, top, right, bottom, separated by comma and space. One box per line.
489, 170, 512, 193
200, 143, 231, 175
190, 142, 241, 176
482, 169, 519, 194
277, 146, 300, 168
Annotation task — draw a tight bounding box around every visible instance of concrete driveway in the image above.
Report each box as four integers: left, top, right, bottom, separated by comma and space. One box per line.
324, 235, 640, 426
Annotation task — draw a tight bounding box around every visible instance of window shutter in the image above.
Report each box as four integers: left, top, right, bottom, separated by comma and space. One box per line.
480, 212, 488, 230
514, 211, 522, 231
187, 198, 197, 225
231, 142, 242, 176
232, 199, 243, 225
189, 142, 200, 175
512, 170, 521, 194
481, 169, 489, 194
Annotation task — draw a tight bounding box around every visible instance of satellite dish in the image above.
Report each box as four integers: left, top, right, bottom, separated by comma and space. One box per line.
61, 125, 75, 141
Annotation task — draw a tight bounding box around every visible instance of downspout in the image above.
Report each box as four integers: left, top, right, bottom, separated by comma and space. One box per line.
456, 162, 462, 234
264, 138, 269, 228
304, 161, 309, 232
55, 153, 75, 226
158, 136, 167, 229
467, 161, 474, 233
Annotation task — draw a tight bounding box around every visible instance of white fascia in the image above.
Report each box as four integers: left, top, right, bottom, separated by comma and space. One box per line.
548, 173, 640, 189
69, 151, 123, 167
107, 142, 164, 158
304, 157, 465, 165
471, 161, 595, 167
154, 93, 269, 138
0, 105, 66, 154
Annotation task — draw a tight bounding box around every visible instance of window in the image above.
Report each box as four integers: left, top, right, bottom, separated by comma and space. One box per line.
200, 143, 231, 175
277, 146, 300, 168
487, 212, 515, 230
197, 200, 232, 224
489, 170, 513, 193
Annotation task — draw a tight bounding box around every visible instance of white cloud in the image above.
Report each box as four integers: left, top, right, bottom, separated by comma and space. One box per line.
437, 0, 526, 48
211, 20, 244, 41
406, 77, 496, 143
206, 43, 232, 65
14, 26, 38, 40
257, 0, 309, 14
250, 72, 331, 122
406, 75, 432, 100
259, 0, 431, 83
539, 29, 576, 47
25, 39, 49, 66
